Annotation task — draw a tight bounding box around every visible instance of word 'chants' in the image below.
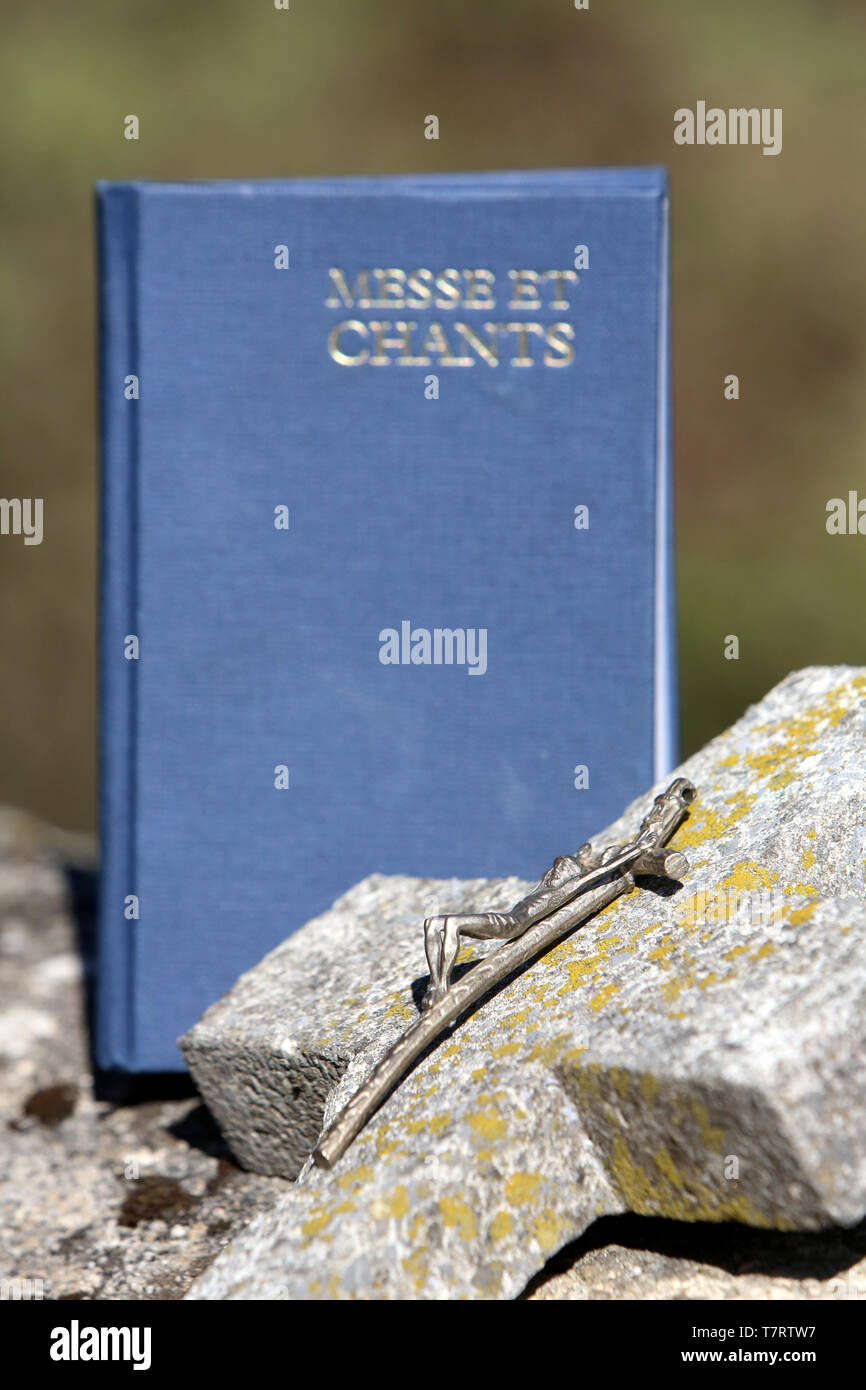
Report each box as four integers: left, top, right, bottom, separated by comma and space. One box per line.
327, 267, 578, 368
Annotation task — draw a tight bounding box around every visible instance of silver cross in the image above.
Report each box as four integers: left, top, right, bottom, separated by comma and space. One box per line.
313, 777, 696, 1169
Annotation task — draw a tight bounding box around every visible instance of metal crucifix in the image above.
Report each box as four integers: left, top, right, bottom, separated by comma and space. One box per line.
313, 777, 696, 1169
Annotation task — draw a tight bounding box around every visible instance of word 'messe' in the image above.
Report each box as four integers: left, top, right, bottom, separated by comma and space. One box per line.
327, 266, 578, 368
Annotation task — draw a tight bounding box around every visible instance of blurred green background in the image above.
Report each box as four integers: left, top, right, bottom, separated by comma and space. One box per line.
1, 0, 864, 833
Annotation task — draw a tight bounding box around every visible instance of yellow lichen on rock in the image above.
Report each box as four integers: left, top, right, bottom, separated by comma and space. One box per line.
609, 1132, 786, 1228
504, 1172, 543, 1207
786, 901, 818, 926
371, 1185, 409, 1221
588, 981, 621, 1012
490, 1209, 513, 1241
467, 1101, 508, 1144
534, 1212, 565, 1252
439, 1196, 478, 1241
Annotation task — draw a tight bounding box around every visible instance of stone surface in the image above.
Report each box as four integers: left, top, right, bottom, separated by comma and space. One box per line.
181, 872, 531, 1179
528, 1228, 866, 1301
0, 808, 286, 1301
185, 666, 866, 1300
5, 665, 866, 1303
526, 1215, 866, 1300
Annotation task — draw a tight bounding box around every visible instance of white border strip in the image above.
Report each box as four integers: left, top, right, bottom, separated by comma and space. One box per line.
654, 192, 675, 781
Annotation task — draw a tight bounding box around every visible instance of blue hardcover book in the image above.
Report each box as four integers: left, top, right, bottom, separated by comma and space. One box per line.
97, 168, 676, 1071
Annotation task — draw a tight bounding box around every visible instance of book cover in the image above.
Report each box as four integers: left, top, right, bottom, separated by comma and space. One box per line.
97, 167, 676, 1071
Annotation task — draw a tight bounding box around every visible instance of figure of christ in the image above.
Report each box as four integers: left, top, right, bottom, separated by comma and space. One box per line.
422, 778, 695, 1012
313, 777, 695, 1168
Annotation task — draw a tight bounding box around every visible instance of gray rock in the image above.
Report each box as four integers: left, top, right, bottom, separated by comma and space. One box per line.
6, 801, 862, 1303
0, 807, 286, 1301
185, 666, 866, 1300
529, 1241, 866, 1301
180, 872, 531, 1180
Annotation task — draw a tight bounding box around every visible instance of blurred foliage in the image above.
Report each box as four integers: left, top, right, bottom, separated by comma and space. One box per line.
1, 0, 865, 830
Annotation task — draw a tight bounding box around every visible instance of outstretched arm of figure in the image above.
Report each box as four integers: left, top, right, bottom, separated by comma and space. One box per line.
421, 844, 609, 1011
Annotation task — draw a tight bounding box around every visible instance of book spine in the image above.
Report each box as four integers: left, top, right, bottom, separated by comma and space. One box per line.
96, 185, 140, 1069
654, 185, 679, 779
